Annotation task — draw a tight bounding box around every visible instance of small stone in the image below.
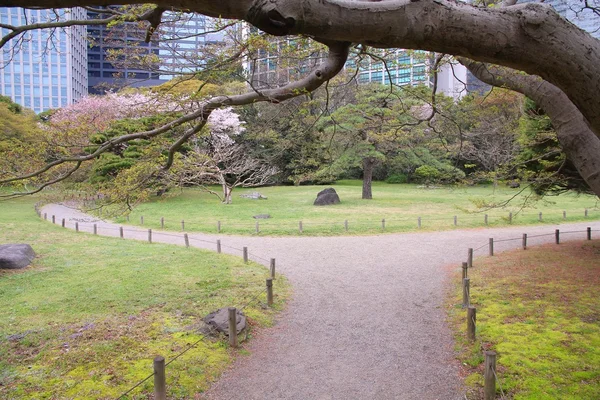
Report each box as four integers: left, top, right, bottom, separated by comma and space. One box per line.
253, 214, 271, 219
203, 307, 247, 336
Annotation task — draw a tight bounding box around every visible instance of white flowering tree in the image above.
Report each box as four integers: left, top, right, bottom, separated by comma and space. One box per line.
174, 107, 278, 204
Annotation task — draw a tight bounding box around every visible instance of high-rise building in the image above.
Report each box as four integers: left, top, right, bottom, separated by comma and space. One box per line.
87, 10, 227, 93
0, 7, 87, 113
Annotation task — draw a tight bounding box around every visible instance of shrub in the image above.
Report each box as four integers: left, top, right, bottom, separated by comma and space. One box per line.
385, 173, 408, 184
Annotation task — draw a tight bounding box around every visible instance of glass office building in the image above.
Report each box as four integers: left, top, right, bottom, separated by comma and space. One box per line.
0, 7, 87, 113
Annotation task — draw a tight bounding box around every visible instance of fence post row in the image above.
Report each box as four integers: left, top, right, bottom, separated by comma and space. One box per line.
266, 278, 274, 306
484, 351, 497, 400
153, 356, 166, 400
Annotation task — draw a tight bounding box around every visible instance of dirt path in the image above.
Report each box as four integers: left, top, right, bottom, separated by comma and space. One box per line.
41, 204, 600, 400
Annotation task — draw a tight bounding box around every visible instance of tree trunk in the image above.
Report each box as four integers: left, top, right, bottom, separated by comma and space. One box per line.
462, 59, 600, 197
222, 182, 233, 204
362, 157, 375, 200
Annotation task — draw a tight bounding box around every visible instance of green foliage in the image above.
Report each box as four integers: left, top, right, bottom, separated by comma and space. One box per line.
0, 94, 22, 114
385, 173, 408, 184
414, 165, 441, 182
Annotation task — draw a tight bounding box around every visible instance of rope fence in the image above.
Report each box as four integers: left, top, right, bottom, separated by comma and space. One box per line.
459, 226, 597, 399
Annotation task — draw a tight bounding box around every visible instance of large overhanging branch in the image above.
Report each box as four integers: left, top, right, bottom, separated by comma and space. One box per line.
4, 0, 600, 136
460, 58, 600, 197
0, 40, 350, 196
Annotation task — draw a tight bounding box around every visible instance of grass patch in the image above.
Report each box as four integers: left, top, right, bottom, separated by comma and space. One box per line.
0, 196, 289, 399
447, 240, 600, 399
107, 181, 599, 236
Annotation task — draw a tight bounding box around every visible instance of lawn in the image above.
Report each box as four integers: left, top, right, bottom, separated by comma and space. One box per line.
447, 240, 600, 399
106, 181, 599, 236
0, 196, 288, 399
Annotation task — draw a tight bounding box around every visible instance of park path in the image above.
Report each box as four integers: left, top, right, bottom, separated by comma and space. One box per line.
41, 203, 600, 400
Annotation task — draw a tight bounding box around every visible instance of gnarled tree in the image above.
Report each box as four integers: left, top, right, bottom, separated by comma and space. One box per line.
1, 0, 600, 197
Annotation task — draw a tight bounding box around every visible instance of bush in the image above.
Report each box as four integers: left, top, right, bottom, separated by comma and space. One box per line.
385, 173, 408, 184
414, 165, 441, 183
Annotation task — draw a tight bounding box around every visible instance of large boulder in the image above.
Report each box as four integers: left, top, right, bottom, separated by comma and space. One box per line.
314, 188, 341, 206
203, 307, 247, 336
0, 244, 35, 270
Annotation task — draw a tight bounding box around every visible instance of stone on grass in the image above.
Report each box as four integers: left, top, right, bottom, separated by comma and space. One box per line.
240, 192, 268, 200
0, 244, 35, 270
253, 214, 271, 219
507, 181, 520, 188
314, 188, 341, 206
203, 307, 246, 336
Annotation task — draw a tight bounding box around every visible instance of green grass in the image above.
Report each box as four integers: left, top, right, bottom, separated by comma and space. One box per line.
0, 196, 289, 399
106, 181, 599, 236
447, 240, 600, 399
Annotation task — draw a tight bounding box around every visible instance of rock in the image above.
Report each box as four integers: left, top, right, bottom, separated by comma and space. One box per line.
314, 187, 341, 206
240, 192, 268, 200
0, 244, 35, 270
203, 307, 247, 336
507, 181, 520, 188
253, 214, 271, 219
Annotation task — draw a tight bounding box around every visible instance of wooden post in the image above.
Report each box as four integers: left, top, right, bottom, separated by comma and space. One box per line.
344, 220, 348, 232
52, 215, 55, 224
467, 306, 476, 341
463, 278, 470, 308
489, 238, 494, 256
61, 218, 65, 228
153, 356, 166, 400
148, 229, 152, 243
140, 216, 144, 225
382, 218, 385, 230
161, 217, 164, 229
243, 247, 248, 263
184, 233, 189, 248
270, 258, 276, 279
299, 221, 303, 233
266, 278, 273, 306
509, 212, 513, 224
467, 248, 473, 269
217, 239, 222, 253
181, 220, 185, 231
418, 216, 421, 229
119, 226, 124, 238
228, 307, 238, 348
93, 224, 97, 235
44, 213, 47, 220
484, 351, 497, 400
217, 221, 221, 233
538, 212, 543, 222
555, 229, 560, 244
522, 233, 527, 250
563, 210, 566, 220
255, 221, 259, 234
462, 262, 468, 280
484, 214, 488, 225
454, 215, 457, 226
126, 215, 130, 222
75, 222, 79, 232
588, 227, 592, 240
585, 208, 588, 218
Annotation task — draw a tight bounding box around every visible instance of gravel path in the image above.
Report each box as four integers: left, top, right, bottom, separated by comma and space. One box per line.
40, 204, 600, 400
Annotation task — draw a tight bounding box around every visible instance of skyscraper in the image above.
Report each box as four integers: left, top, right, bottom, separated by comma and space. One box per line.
0, 7, 88, 113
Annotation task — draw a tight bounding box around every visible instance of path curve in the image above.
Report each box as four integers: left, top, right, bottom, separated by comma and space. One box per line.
40, 204, 600, 400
